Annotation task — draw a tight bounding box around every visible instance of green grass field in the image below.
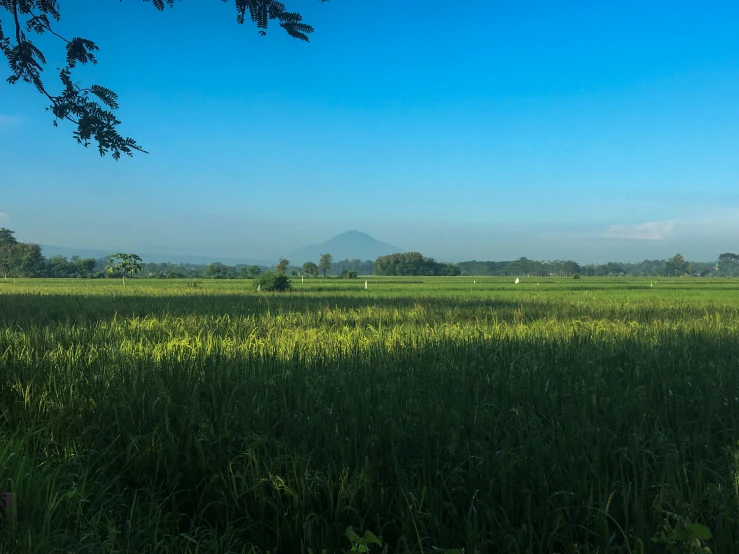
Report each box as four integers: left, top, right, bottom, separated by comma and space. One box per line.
1, 277, 738, 553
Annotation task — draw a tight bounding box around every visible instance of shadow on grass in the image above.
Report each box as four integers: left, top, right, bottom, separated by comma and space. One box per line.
1, 329, 739, 552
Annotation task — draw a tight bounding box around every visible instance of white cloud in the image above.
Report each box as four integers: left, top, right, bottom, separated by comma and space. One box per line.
602, 220, 677, 240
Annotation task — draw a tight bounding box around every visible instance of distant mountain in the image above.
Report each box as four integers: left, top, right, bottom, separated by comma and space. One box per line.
288, 231, 403, 264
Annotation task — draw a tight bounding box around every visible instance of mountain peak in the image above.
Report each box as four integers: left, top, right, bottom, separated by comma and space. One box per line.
288, 231, 403, 264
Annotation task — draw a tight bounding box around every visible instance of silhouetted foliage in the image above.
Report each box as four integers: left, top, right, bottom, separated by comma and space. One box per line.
718, 253, 739, 277
105, 253, 143, 286
302, 261, 319, 278
0, 228, 45, 278
330, 258, 374, 276
275, 258, 290, 275
664, 253, 688, 277
319, 253, 333, 278
242, 265, 263, 279
253, 271, 292, 292
0, 1, 328, 159
374, 252, 461, 277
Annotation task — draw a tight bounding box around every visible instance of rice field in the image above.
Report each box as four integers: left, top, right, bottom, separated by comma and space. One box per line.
1, 277, 738, 553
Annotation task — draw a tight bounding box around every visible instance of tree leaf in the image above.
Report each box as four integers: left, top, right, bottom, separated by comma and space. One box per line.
361, 530, 382, 547
687, 523, 712, 540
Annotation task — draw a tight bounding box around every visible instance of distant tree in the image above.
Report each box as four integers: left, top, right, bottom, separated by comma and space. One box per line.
206, 262, 225, 278
302, 261, 319, 278
595, 262, 625, 277
0, 0, 327, 159
275, 258, 290, 274
319, 253, 333, 278
254, 271, 292, 292
0, 250, 10, 279
457, 260, 510, 277
374, 252, 461, 277
330, 258, 375, 276
664, 253, 688, 276
439, 263, 462, 276
504, 257, 534, 277
290, 268, 300, 277
244, 265, 262, 279
106, 253, 142, 287
0, 231, 44, 278
6, 243, 45, 277
718, 253, 739, 276
0, 228, 17, 279
74, 257, 96, 277
0, 228, 18, 248
47, 255, 73, 277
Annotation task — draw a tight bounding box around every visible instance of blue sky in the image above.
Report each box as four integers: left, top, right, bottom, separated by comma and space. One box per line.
1, 0, 738, 263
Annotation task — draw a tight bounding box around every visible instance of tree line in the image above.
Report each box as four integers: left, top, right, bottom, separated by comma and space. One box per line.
373, 252, 462, 276
459, 254, 738, 278
2, 229, 737, 279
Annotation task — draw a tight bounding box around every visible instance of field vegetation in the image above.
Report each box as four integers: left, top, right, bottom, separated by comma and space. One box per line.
1, 277, 738, 553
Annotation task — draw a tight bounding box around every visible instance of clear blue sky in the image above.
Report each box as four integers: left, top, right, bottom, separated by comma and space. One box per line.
1, 0, 737, 263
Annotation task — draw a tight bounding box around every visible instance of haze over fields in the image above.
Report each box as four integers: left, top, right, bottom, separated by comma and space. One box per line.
39, 230, 402, 266
1, 2, 738, 263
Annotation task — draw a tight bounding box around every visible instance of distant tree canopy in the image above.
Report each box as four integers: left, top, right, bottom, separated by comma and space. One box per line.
664, 253, 688, 277
458, 258, 582, 277
330, 258, 374, 276
0, 228, 64, 278
0, 0, 328, 159
302, 261, 319, 278
253, 271, 292, 292
718, 253, 739, 277
299, 258, 373, 277
275, 258, 290, 275
0, 229, 734, 279
319, 253, 333, 278
242, 265, 263, 279
105, 253, 143, 287
458, 256, 721, 278
374, 252, 461, 277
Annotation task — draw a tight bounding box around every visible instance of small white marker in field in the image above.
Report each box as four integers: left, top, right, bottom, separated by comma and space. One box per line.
365, 280, 368, 290
302, 275, 304, 284
474, 280, 476, 284
257, 284, 260, 292
515, 278, 520, 284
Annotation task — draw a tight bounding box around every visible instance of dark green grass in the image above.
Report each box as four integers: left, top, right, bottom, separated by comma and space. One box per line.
1, 277, 738, 553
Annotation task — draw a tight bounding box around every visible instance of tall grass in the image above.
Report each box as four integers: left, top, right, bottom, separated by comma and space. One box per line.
1, 277, 738, 553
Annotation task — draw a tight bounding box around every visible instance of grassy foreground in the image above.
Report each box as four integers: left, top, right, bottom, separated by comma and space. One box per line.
1, 277, 738, 553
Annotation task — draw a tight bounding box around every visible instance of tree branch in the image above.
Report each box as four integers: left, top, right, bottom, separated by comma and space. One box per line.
2, 0, 324, 160
12, 1, 23, 46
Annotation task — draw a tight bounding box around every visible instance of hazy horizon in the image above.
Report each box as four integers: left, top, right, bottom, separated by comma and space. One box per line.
2, 1, 737, 264
30, 227, 732, 266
